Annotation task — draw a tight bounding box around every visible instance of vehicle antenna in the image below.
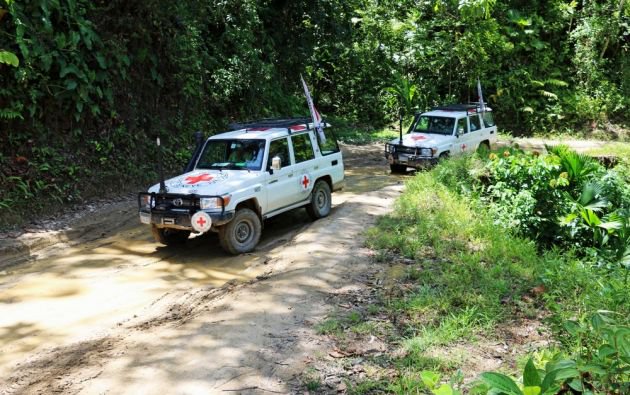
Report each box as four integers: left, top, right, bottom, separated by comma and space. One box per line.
399, 110, 403, 144
157, 137, 167, 194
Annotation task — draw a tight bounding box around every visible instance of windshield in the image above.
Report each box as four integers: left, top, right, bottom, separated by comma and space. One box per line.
196, 139, 266, 170
411, 115, 456, 136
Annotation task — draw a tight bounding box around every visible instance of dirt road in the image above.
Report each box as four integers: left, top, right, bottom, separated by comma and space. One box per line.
0, 144, 404, 394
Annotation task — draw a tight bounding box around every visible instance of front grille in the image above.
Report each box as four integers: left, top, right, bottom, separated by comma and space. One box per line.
386, 144, 417, 155
397, 146, 417, 155
160, 196, 196, 208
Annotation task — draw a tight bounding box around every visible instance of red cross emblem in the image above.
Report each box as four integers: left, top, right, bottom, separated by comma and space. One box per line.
301, 175, 310, 189
185, 173, 214, 185
196, 216, 207, 227
411, 135, 427, 141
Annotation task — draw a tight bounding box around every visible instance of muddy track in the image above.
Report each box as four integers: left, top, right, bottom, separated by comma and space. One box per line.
0, 143, 404, 394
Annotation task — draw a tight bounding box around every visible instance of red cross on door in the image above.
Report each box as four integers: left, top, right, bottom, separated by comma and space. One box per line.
301, 175, 310, 190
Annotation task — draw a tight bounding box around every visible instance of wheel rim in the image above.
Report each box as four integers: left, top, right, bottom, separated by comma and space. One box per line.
235, 219, 253, 244
316, 189, 328, 211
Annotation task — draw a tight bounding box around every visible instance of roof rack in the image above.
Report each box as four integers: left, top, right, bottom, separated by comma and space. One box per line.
428, 103, 491, 113
228, 117, 312, 131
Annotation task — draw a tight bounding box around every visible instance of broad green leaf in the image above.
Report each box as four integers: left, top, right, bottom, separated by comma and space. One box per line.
597, 344, 616, 359
551, 368, 579, 381
563, 320, 581, 336
65, 80, 77, 90
591, 313, 605, 332
0, 50, 19, 67
523, 386, 541, 395
481, 372, 523, 395
421, 370, 440, 390
580, 363, 606, 375
523, 359, 541, 387
433, 383, 454, 395
567, 378, 583, 392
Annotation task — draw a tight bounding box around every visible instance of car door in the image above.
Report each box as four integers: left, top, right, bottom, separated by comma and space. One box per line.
265, 137, 297, 213
466, 113, 484, 152
289, 131, 317, 204
455, 117, 472, 155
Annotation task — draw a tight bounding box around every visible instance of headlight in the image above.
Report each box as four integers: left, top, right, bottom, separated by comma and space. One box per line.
200, 195, 231, 210
420, 148, 432, 157
141, 195, 154, 209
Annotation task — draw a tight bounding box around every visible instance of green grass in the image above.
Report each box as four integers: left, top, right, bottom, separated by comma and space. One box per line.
309, 152, 629, 393
586, 141, 630, 160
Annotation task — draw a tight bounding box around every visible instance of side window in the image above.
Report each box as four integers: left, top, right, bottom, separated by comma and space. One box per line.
469, 114, 482, 132
267, 138, 290, 170
457, 118, 468, 135
316, 128, 340, 156
291, 133, 315, 163
482, 112, 495, 127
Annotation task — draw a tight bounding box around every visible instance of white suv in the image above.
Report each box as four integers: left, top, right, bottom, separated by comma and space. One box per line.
138, 119, 345, 254
385, 104, 497, 172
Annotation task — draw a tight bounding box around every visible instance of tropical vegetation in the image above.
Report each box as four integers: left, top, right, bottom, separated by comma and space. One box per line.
1, 0, 628, 226
310, 146, 629, 393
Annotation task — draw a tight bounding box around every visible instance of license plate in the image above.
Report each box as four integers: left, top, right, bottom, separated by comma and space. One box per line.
162, 217, 175, 225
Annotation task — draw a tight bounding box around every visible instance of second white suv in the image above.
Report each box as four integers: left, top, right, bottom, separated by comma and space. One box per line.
138, 119, 345, 254
385, 104, 497, 172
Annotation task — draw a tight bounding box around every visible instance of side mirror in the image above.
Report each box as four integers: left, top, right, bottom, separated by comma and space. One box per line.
271, 156, 282, 171
457, 127, 465, 137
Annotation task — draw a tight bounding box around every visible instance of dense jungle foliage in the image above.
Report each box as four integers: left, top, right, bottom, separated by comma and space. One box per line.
349, 146, 630, 394
0, 0, 629, 226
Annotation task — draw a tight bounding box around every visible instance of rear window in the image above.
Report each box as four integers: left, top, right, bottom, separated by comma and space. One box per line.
316, 128, 340, 156
482, 112, 495, 127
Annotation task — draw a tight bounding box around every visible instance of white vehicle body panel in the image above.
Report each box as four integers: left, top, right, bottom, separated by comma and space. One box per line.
385, 105, 497, 168
141, 122, 344, 232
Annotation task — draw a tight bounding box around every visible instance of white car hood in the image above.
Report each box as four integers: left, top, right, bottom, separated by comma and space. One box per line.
389, 132, 455, 147
148, 169, 262, 196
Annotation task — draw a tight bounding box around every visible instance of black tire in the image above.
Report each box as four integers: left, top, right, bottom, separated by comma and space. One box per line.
151, 225, 190, 245
218, 208, 262, 255
306, 180, 332, 220
477, 141, 490, 154
439, 152, 450, 161
390, 164, 407, 173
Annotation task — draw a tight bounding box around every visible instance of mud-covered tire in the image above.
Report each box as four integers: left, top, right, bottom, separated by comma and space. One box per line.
151, 225, 190, 245
390, 164, 407, 173
218, 208, 261, 255
477, 141, 490, 154
306, 180, 332, 220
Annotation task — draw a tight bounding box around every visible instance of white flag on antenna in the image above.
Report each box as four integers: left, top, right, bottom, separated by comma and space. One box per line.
477, 78, 486, 113
300, 75, 326, 143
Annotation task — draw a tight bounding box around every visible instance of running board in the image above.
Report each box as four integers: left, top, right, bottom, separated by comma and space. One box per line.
263, 198, 310, 220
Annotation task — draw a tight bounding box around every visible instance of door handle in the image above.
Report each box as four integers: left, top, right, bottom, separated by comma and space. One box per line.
268, 179, 278, 184
288, 173, 294, 177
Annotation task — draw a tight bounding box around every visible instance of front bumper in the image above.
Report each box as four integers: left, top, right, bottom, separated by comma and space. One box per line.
139, 209, 234, 230
138, 192, 234, 231
384, 144, 437, 168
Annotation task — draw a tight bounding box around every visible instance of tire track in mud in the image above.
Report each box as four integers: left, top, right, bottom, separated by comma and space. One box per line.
0, 143, 403, 394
